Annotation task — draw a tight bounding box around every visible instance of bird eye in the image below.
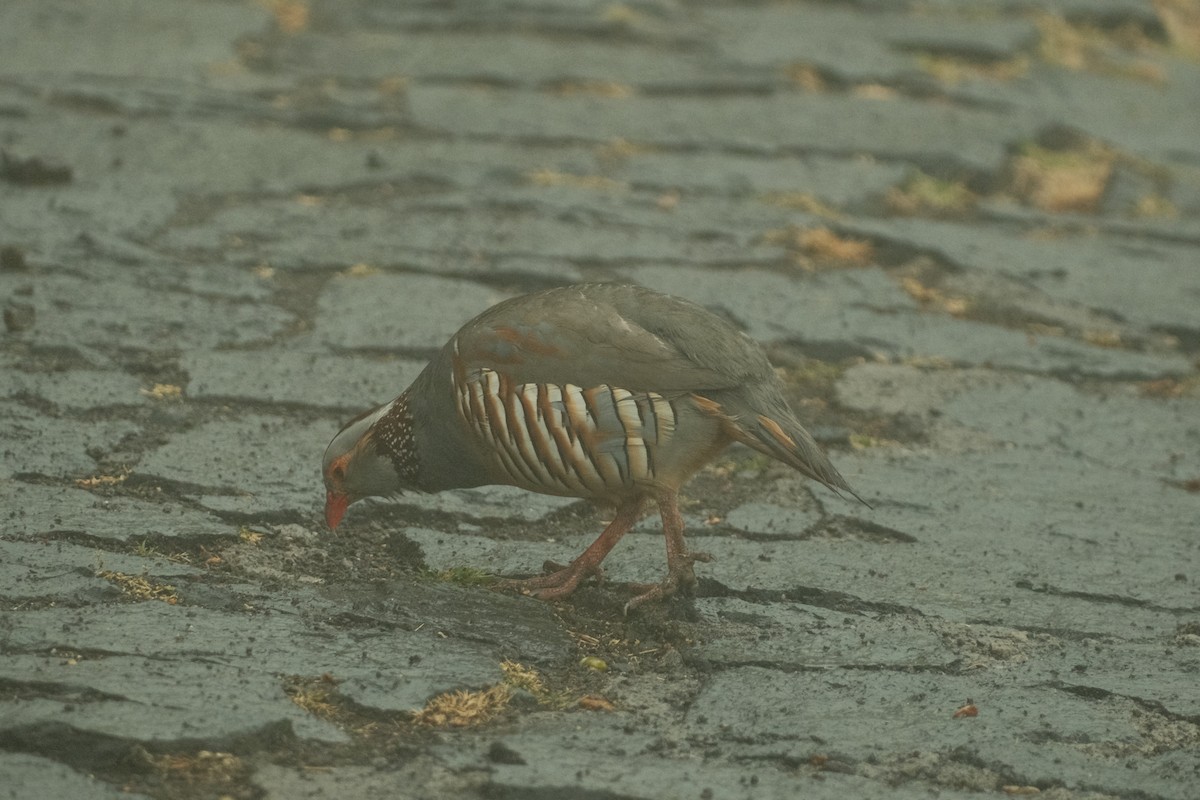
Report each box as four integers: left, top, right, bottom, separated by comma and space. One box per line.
331, 465, 345, 481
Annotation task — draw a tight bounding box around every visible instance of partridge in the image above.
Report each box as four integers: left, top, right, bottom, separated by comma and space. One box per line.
322, 283, 863, 610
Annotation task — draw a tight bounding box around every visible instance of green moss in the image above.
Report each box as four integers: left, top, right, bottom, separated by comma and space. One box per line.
429, 566, 495, 587
888, 170, 977, 215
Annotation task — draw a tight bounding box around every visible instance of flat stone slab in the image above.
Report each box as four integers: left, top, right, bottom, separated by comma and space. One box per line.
3, 482, 229, 542
0, 580, 569, 746
0, 403, 138, 481
2, 0, 1198, 798
316, 274, 500, 351
0, 753, 152, 800
133, 414, 333, 514
687, 666, 1199, 800
182, 349, 427, 407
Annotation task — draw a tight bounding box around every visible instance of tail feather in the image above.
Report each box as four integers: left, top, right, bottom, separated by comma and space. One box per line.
737, 412, 871, 508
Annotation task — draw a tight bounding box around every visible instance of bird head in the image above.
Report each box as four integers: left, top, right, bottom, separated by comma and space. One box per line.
321, 399, 413, 529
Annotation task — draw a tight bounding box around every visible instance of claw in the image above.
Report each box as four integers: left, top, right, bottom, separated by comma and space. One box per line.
623, 550, 714, 615
496, 497, 645, 603
497, 559, 605, 600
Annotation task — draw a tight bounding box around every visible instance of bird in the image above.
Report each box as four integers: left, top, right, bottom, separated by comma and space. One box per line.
322, 282, 864, 611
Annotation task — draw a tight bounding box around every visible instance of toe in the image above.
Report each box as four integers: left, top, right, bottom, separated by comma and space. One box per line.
498, 559, 603, 600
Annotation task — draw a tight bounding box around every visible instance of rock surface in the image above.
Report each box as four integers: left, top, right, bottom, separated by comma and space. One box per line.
2, 1, 1198, 798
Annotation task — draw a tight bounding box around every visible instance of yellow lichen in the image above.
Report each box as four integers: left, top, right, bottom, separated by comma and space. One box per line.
140, 383, 183, 400
76, 471, 129, 488
900, 275, 971, 316
500, 660, 547, 696
412, 684, 512, 728
886, 171, 977, 216
1007, 141, 1114, 213
97, 570, 179, 605
795, 226, 874, 267
526, 169, 627, 192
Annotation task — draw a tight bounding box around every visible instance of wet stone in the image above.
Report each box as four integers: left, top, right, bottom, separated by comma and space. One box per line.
0, 538, 201, 606
857, 217, 1200, 331
0, 588, 545, 744
316, 273, 499, 351
134, 414, 333, 514
182, 349, 427, 406
1, 482, 229, 542
0, 752, 151, 800
321, 580, 575, 668
254, 759, 483, 800
841, 448, 1197, 620
0, 599, 350, 743
437, 721, 967, 800
691, 597, 952, 669
0, 0, 267, 80
3, 301, 35, 332
937, 376, 1200, 479
626, 150, 908, 206
1, 0, 1199, 796
0, 656, 346, 744
724, 502, 821, 536
408, 87, 1015, 172
628, 264, 1194, 377
687, 667, 1197, 800
0, 403, 138, 480
12, 272, 292, 351
2, 367, 145, 409
401, 524, 679, 587
263, 24, 717, 87
328, 639, 505, 715
710, 5, 1035, 79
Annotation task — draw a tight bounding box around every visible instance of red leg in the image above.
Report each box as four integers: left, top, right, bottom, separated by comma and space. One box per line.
625, 492, 713, 613
499, 496, 645, 600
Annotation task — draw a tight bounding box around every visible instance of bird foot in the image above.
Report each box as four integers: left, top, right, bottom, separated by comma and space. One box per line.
624, 551, 714, 615
497, 559, 606, 600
